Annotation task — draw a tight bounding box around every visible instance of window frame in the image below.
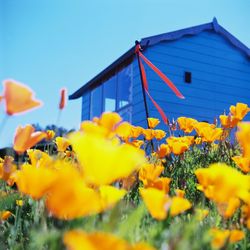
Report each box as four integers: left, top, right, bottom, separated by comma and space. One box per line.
89, 63, 133, 121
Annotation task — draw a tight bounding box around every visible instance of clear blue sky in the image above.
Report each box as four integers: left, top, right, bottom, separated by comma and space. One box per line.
0, 0, 250, 147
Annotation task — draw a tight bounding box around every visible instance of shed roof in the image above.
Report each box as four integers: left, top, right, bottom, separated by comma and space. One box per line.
69, 18, 250, 100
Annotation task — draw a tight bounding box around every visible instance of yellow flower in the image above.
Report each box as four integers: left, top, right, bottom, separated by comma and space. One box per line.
129, 140, 144, 148
219, 114, 239, 129
99, 185, 126, 210
13, 125, 47, 154
139, 164, 164, 186
147, 118, 160, 129
0, 156, 16, 184
232, 155, 250, 173
241, 204, 250, 229
217, 197, 240, 219
157, 144, 171, 158
55, 136, 71, 152
69, 132, 145, 186
195, 163, 250, 204
175, 189, 185, 198
27, 149, 52, 168
197, 126, 223, 143
63, 230, 130, 250
115, 122, 133, 142
2, 79, 42, 115
16, 200, 23, 206
166, 136, 192, 155
45, 163, 101, 220
46, 130, 55, 140
1, 210, 13, 220
140, 188, 169, 220
236, 122, 250, 158
130, 126, 143, 139
150, 177, 171, 194
97, 112, 122, 132
15, 163, 57, 200
230, 102, 250, 121
195, 208, 209, 221
142, 129, 155, 141
169, 196, 192, 216
210, 228, 230, 249
140, 188, 191, 220
194, 137, 202, 145
132, 242, 156, 250
210, 228, 245, 249
153, 129, 166, 140
177, 117, 197, 133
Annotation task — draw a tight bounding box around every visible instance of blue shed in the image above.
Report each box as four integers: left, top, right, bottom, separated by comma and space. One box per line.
69, 18, 250, 129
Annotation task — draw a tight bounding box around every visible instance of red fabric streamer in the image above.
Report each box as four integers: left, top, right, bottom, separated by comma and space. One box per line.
135, 44, 184, 124
139, 52, 184, 99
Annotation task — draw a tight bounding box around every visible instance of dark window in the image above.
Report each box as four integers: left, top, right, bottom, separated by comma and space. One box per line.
103, 76, 116, 112
117, 65, 132, 109
90, 85, 102, 119
184, 71, 192, 83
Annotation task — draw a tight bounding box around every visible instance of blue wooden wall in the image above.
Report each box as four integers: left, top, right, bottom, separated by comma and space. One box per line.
81, 91, 90, 121
132, 30, 250, 129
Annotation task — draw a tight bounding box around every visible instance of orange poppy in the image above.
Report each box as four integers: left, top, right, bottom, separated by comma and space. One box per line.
13, 125, 47, 154
2, 79, 42, 115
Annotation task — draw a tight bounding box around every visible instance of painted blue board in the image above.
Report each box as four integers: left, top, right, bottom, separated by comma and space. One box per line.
81, 91, 90, 121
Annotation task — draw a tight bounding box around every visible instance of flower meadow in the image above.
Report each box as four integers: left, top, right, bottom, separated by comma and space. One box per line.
0, 79, 250, 250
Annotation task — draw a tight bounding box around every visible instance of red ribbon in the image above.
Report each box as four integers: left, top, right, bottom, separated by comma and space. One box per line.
135, 44, 184, 124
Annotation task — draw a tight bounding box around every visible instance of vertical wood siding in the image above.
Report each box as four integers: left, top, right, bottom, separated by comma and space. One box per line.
81, 91, 90, 121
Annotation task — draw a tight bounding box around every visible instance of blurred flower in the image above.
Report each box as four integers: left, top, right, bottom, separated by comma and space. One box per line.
195, 208, 209, 221
210, 228, 245, 249
46, 174, 100, 219
241, 204, 250, 229
1, 210, 13, 221
140, 188, 191, 220
175, 189, 185, 198
236, 122, 250, 158
55, 136, 71, 152
147, 118, 160, 129
0, 156, 16, 184
99, 185, 126, 210
195, 163, 250, 208
13, 125, 47, 154
140, 188, 169, 220
69, 132, 145, 186
116, 122, 133, 142
232, 155, 250, 173
16, 199, 23, 206
2, 79, 42, 115
129, 140, 144, 148
139, 164, 163, 186
14, 163, 57, 200
27, 149, 52, 168
169, 196, 192, 216
64, 230, 131, 250
59, 88, 67, 110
